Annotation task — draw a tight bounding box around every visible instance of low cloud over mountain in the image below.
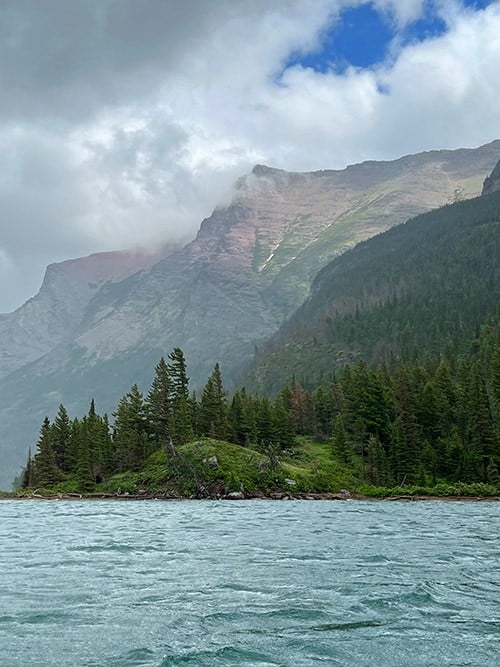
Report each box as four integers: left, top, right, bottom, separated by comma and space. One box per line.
1, 1, 500, 311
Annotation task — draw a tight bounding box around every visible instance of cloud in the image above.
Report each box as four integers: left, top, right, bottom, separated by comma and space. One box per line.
374, 0, 428, 27
0, 0, 499, 311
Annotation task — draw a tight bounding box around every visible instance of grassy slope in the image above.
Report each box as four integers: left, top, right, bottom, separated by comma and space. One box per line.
20, 438, 497, 499
98, 438, 357, 497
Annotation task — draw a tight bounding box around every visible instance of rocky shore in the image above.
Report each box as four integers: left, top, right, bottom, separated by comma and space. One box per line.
2, 491, 499, 502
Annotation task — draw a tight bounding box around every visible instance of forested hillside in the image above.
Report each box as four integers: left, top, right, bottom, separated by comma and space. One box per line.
19, 325, 499, 497
247, 191, 500, 394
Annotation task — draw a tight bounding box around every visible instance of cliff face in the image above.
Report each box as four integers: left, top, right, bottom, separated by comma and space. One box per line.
1, 140, 499, 488
482, 159, 500, 195
0, 248, 172, 380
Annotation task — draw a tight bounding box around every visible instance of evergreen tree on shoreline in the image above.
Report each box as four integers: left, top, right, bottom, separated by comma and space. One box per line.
168, 348, 194, 444
32, 417, 63, 488
146, 357, 174, 454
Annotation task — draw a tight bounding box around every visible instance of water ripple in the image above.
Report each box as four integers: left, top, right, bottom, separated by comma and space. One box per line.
0, 500, 498, 666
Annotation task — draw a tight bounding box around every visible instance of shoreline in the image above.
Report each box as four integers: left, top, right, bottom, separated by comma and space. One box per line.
1, 492, 499, 502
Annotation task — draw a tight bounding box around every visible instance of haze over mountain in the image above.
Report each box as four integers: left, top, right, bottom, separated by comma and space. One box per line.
0, 141, 499, 487
0, 247, 176, 380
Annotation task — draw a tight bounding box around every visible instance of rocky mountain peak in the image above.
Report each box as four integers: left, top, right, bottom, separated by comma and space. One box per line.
0, 245, 179, 381
250, 164, 287, 177
41, 247, 168, 290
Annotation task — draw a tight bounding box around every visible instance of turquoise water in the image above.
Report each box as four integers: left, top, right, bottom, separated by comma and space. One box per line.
0, 500, 498, 666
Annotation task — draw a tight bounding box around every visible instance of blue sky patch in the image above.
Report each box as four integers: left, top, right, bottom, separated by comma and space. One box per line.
281, 0, 496, 77
285, 4, 393, 74
462, 0, 496, 9
403, 7, 447, 45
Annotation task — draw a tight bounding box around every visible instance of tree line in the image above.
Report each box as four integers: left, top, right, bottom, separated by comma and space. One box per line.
21, 324, 499, 492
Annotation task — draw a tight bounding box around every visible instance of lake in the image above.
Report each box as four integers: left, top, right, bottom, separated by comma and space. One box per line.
0, 500, 498, 666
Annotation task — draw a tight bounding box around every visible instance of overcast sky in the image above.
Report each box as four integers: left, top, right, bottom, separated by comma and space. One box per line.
0, 0, 499, 312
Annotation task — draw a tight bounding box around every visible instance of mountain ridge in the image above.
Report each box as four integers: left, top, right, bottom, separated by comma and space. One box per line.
0, 246, 179, 380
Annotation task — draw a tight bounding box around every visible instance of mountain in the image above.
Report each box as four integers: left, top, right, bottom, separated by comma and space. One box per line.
245, 188, 500, 395
1, 140, 499, 488
0, 248, 172, 380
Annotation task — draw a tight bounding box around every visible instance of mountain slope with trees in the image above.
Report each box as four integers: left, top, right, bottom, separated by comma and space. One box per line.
246, 189, 500, 394
18, 324, 499, 497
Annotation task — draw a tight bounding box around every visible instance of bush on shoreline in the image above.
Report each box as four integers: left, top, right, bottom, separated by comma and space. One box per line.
359, 482, 498, 498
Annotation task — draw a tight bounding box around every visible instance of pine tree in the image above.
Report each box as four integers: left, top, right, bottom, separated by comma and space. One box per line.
367, 435, 389, 485
312, 386, 333, 439
415, 380, 441, 444
146, 357, 174, 453
273, 394, 296, 450
392, 364, 421, 484
421, 441, 437, 486
199, 363, 229, 440
52, 404, 71, 471
33, 417, 63, 488
285, 379, 314, 435
229, 389, 256, 446
74, 416, 94, 489
190, 391, 200, 438
199, 375, 214, 435
340, 365, 366, 458
357, 366, 392, 444
66, 417, 82, 473
84, 402, 113, 482
467, 363, 496, 482
433, 361, 457, 438
168, 348, 194, 444
112, 385, 148, 471
491, 345, 500, 406
21, 448, 34, 488
255, 396, 277, 448
332, 414, 350, 463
